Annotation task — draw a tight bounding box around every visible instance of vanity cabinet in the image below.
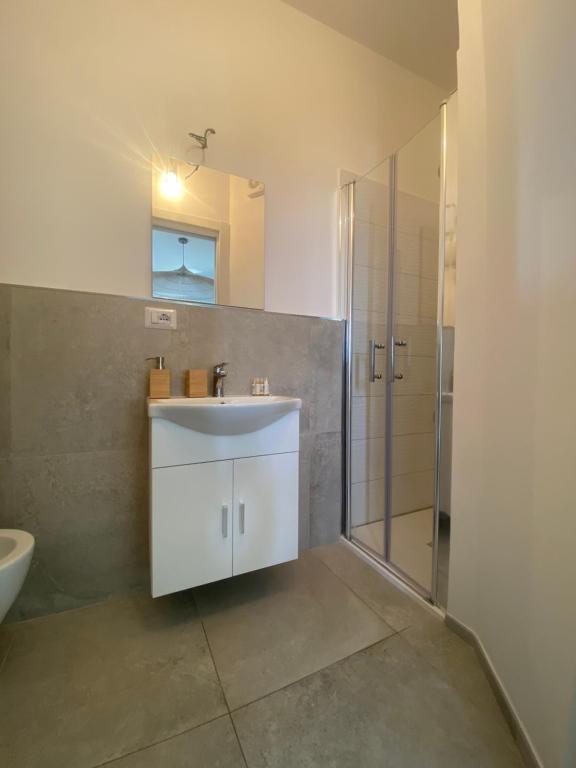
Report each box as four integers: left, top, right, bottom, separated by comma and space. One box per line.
149, 398, 300, 598
151, 461, 234, 597
233, 452, 299, 576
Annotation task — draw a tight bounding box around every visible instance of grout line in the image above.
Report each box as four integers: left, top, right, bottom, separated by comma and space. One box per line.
190, 555, 403, 720
309, 542, 441, 621
308, 550, 407, 631
0, 633, 16, 677
227, 708, 251, 767
190, 593, 231, 712
4, 588, 149, 628
312, 550, 527, 754
92, 713, 231, 768
192, 591, 250, 768
339, 538, 444, 617
228, 629, 405, 715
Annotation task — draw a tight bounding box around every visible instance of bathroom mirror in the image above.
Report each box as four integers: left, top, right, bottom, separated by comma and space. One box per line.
152, 160, 265, 310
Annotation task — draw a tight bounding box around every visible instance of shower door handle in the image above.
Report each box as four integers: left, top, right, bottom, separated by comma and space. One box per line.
369, 339, 385, 382
389, 337, 405, 382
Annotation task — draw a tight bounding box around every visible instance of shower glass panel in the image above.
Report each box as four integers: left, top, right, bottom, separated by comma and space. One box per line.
347, 159, 391, 559
343, 107, 450, 603
388, 114, 442, 593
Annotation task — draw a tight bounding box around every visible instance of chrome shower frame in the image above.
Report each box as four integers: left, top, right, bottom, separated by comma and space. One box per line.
431, 101, 449, 605
340, 180, 355, 541
340, 103, 450, 607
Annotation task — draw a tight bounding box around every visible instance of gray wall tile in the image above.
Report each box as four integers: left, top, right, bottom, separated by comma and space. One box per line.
308, 320, 344, 434
0, 284, 344, 621
0, 458, 12, 520
309, 432, 343, 547
5, 450, 149, 621
10, 289, 154, 455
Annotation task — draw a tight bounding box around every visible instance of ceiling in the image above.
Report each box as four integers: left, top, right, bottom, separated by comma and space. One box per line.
281, 0, 458, 90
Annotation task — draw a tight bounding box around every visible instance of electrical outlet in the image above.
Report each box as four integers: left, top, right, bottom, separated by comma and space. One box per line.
145, 307, 177, 330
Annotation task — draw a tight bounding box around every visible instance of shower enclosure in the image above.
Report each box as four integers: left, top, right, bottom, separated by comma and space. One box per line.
341, 100, 456, 605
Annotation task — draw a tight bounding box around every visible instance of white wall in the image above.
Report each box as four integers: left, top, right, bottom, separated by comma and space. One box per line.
0, 0, 444, 318
396, 113, 441, 202
450, 2, 576, 766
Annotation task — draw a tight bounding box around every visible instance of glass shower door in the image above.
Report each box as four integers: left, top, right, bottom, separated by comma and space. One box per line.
346, 159, 391, 560
387, 115, 442, 594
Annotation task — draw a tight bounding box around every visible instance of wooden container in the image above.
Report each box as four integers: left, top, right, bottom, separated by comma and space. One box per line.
149, 369, 171, 399
185, 369, 209, 398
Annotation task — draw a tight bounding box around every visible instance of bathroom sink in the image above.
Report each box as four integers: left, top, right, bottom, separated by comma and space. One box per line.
148, 396, 302, 435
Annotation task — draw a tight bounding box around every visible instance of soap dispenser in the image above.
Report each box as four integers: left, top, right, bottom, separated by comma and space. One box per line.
147, 356, 171, 399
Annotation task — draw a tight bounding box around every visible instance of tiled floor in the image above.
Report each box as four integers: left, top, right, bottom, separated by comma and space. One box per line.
351, 510, 452, 606
352, 507, 435, 590
0, 544, 524, 767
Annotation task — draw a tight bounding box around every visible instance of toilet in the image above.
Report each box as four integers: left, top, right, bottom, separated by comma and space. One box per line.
0, 530, 34, 622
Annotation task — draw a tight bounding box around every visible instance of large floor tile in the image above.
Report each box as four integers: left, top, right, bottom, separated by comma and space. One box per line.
0, 593, 227, 768
233, 633, 525, 768
310, 541, 432, 631
104, 716, 246, 768
352, 510, 437, 592
400, 611, 505, 726
194, 553, 394, 710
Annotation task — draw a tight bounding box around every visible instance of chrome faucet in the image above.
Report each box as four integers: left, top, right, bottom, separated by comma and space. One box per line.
213, 362, 228, 398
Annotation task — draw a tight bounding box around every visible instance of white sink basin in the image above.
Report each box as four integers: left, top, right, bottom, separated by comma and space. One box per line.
148, 396, 302, 435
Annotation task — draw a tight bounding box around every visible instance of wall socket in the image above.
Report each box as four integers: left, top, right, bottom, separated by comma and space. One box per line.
145, 307, 177, 330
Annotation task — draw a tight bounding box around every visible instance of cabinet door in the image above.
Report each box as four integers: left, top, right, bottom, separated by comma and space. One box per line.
233, 452, 299, 576
151, 461, 233, 597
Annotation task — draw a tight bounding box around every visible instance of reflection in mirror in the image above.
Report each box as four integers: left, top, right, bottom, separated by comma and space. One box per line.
152, 159, 265, 309
152, 225, 217, 304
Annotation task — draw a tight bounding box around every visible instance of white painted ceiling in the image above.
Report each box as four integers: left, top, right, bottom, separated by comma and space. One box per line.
282, 0, 458, 90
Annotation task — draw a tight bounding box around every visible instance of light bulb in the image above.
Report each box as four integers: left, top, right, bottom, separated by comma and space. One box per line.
159, 169, 183, 200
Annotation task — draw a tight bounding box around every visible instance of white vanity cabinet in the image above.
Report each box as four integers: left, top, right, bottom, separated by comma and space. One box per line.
148, 396, 301, 598
233, 452, 299, 576
151, 461, 234, 597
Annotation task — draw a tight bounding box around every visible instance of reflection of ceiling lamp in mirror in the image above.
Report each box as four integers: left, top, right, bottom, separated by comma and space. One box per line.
152, 231, 215, 304
174, 237, 202, 276
158, 127, 216, 201
176, 237, 189, 274
158, 160, 201, 200
159, 166, 183, 200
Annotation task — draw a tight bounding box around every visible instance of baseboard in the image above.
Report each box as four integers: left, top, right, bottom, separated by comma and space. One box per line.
445, 614, 543, 768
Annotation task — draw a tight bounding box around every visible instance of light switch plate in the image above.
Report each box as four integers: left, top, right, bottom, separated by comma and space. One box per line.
145, 307, 177, 330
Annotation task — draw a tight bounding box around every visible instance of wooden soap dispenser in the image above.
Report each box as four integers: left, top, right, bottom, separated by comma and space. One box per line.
147, 355, 171, 399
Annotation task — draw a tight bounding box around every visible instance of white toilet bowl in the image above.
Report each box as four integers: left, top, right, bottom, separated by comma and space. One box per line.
0, 529, 34, 622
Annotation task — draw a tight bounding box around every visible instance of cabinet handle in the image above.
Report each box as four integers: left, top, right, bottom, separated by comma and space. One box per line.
239, 501, 245, 534
221, 505, 229, 538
